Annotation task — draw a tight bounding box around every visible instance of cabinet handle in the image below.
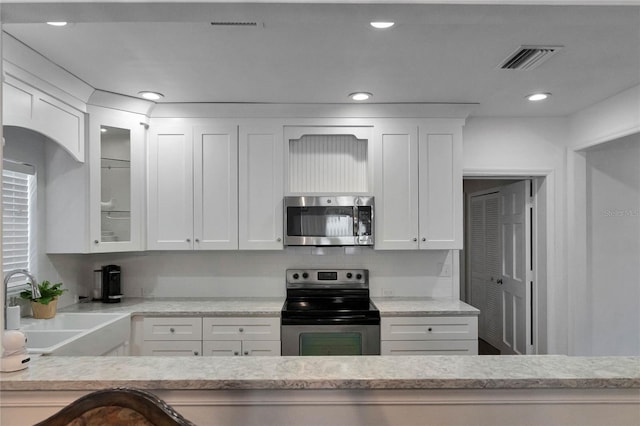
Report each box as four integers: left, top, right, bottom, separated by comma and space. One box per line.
234, 351, 239, 356
244, 351, 249, 356
497, 279, 503, 285
239, 328, 244, 332
169, 328, 175, 333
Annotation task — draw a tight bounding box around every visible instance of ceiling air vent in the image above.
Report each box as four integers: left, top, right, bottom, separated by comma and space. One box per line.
210, 21, 259, 27
498, 45, 563, 70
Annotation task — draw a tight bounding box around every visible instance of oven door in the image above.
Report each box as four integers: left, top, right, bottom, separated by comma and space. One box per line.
281, 324, 380, 356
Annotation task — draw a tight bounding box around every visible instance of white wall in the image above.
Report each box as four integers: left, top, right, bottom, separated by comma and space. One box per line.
3, 127, 85, 311
463, 116, 569, 354
84, 249, 456, 300
585, 133, 640, 355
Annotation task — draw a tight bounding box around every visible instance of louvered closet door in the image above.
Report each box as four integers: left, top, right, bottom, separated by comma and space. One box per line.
469, 192, 501, 349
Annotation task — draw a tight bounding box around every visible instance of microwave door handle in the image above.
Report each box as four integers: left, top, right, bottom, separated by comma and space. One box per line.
353, 206, 359, 237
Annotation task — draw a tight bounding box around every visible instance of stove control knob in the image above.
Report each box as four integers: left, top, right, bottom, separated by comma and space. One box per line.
302, 272, 309, 279
356, 273, 363, 280
346, 272, 353, 279
293, 273, 299, 280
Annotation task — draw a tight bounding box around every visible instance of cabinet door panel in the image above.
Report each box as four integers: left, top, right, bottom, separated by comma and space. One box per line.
243, 340, 281, 356
418, 124, 463, 249
88, 106, 146, 252
374, 125, 419, 249
239, 124, 284, 250
202, 340, 242, 357
148, 126, 194, 250
194, 126, 238, 249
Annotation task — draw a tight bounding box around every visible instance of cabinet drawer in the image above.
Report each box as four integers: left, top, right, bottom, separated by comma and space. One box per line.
143, 317, 203, 341
141, 340, 202, 356
381, 316, 477, 341
381, 340, 477, 355
202, 317, 280, 341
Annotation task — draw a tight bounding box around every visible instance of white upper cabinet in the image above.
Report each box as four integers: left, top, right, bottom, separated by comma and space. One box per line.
88, 106, 147, 252
418, 122, 463, 249
46, 106, 146, 253
374, 120, 463, 250
239, 123, 284, 250
147, 121, 238, 250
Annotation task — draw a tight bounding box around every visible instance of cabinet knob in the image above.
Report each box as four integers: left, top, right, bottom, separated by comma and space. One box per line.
169, 328, 175, 333
239, 328, 244, 332
428, 327, 433, 332
243, 351, 249, 356
94, 240, 99, 244
413, 238, 418, 242
186, 238, 191, 243
497, 279, 503, 285
276, 237, 282, 242
234, 351, 239, 356
194, 351, 199, 356
421, 237, 426, 242
195, 238, 200, 243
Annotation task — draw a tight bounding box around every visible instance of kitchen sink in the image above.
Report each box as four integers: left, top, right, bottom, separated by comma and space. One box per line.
20, 313, 125, 331
21, 312, 130, 356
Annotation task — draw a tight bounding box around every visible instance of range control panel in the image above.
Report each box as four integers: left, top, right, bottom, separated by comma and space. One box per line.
286, 269, 368, 289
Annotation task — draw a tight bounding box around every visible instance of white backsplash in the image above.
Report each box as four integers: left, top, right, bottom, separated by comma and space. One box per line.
82, 249, 457, 299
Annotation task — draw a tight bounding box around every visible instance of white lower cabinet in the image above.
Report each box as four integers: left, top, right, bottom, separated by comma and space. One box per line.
137, 316, 281, 356
202, 317, 281, 356
381, 316, 478, 355
140, 317, 203, 356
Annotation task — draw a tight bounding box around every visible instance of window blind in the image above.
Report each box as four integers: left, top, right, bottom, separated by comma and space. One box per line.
2, 163, 35, 290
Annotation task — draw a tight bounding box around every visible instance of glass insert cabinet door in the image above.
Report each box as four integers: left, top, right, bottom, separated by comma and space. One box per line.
89, 105, 146, 252
100, 125, 131, 243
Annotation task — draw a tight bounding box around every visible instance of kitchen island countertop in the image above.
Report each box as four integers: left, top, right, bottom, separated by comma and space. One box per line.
1, 354, 638, 391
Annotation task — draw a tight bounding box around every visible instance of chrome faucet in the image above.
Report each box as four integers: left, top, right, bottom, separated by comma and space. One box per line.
4, 269, 40, 329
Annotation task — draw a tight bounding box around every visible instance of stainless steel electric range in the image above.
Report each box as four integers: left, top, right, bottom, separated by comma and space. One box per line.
281, 269, 380, 356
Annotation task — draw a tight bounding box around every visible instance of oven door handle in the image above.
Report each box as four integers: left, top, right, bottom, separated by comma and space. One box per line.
281, 316, 380, 325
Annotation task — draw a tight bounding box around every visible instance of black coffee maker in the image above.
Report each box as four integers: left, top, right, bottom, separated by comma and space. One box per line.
101, 265, 123, 303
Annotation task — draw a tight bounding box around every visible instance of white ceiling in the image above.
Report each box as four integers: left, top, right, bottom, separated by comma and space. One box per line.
2, 2, 639, 116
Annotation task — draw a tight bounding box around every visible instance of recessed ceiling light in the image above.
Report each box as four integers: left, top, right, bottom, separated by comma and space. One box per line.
527, 92, 551, 102
349, 92, 373, 101
100, 128, 107, 133
370, 22, 395, 29
138, 91, 165, 101
46, 22, 68, 27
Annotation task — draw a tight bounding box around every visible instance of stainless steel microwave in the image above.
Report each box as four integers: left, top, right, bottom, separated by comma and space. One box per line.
284, 196, 374, 246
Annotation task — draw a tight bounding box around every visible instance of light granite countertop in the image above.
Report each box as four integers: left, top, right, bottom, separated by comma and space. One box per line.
61, 297, 479, 317
372, 297, 480, 316
1, 355, 638, 391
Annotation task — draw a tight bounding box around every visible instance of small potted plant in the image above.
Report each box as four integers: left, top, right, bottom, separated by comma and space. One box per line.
20, 280, 67, 319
